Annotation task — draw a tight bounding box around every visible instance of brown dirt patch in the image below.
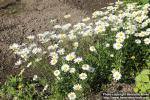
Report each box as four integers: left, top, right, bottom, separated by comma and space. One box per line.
62, 0, 116, 15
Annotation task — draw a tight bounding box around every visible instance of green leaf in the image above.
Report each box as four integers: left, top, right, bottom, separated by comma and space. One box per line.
141, 69, 150, 75
134, 87, 139, 93
145, 83, 150, 90
141, 75, 149, 82
136, 82, 142, 88
140, 85, 146, 93
135, 75, 142, 82
146, 62, 150, 67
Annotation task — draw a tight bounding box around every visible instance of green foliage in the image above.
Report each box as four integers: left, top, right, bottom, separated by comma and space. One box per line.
123, 0, 149, 4
121, 35, 150, 83
0, 75, 52, 100
134, 69, 150, 93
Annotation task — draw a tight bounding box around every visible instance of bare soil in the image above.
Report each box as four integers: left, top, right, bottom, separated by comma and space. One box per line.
0, 0, 115, 82
62, 0, 116, 14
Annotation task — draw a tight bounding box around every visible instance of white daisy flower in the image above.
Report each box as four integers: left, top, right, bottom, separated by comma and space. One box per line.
50, 52, 58, 59
95, 25, 106, 34
48, 44, 58, 50
58, 34, 67, 39
79, 73, 87, 80
110, 54, 114, 57
144, 38, 150, 45
82, 64, 90, 71
15, 59, 22, 66
33, 75, 38, 81
74, 57, 83, 64
112, 70, 122, 81
50, 19, 57, 23
54, 25, 61, 29
65, 52, 76, 61
62, 23, 72, 31
57, 48, 65, 55
73, 42, 79, 48
116, 32, 125, 39
27, 35, 35, 40
64, 14, 71, 19
73, 84, 82, 91
135, 39, 141, 44
113, 43, 123, 50
106, 43, 110, 47
116, 38, 124, 43
89, 46, 96, 52
61, 64, 70, 72
68, 92, 76, 100
68, 34, 77, 40
32, 47, 42, 54
146, 28, 150, 32
54, 70, 60, 77
69, 68, 76, 73
50, 58, 58, 65
82, 17, 90, 22
9, 43, 20, 50
92, 11, 103, 18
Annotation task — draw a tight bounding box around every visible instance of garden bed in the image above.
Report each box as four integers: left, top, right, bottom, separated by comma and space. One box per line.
0, 0, 115, 84
0, 0, 150, 100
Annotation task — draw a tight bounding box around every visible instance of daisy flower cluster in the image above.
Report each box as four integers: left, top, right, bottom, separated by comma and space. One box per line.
9, 1, 150, 99
113, 32, 125, 50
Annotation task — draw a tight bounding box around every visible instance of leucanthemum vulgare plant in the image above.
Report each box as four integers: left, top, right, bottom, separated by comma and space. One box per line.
8, 1, 150, 100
